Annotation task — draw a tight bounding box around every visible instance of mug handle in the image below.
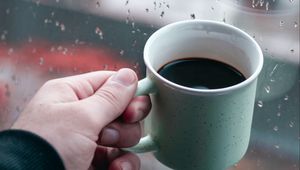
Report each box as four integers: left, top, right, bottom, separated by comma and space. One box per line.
122, 77, 159, 153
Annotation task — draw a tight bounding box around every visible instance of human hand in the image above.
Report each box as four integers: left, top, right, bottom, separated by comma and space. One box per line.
12, 68, 151, 170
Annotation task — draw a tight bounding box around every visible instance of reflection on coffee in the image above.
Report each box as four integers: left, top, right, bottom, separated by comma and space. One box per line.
158, 58, 246, 89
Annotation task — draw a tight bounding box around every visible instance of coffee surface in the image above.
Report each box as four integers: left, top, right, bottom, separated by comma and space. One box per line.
158, 58, 246, 89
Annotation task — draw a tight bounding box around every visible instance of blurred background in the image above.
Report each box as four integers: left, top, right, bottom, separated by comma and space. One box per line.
0, 0, 299, 169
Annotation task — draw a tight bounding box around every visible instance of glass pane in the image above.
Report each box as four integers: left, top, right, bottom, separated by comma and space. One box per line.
0, 0, 298, 169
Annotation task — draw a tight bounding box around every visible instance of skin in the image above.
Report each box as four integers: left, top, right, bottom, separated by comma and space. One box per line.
12, 68, 151, 170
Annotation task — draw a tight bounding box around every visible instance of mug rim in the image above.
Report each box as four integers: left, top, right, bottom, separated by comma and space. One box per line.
143, 20, 264, 95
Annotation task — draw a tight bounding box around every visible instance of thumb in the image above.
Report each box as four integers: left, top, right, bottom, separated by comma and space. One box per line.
78, 68, 138, 128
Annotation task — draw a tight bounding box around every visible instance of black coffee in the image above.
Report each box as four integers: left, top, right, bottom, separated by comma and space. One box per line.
158, 58, 246, 89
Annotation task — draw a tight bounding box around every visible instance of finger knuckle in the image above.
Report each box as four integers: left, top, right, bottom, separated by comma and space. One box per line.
95, 88, 122, 111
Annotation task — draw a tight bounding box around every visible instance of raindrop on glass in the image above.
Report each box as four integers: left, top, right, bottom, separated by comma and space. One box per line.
294, 22, 298, 28
166, 4, 170, 8
289, 0, 294, 3
145, 8, 149, 12
222, 17, 226, 23
60, 24, 66, 31
190, 14, 196, 19
125, 0, 129, 5
264, 86, 271, 93
290, 49, 294, 53
6, 8, 10, 14
257, 100, 263, 107
273, 126, 279, 131
279, 20, 284, 27
160, 11, 165, 18
274, 145, 280, 149
56, 0, 60, 2
269, 64, 278, 77
265, 1, 269, 11
96, 1, 100, 7
8, 48, 14, 55
39, 57, 44, 65
211, 6, 215, 10
120, 50, 124, 56
28, 36, 33, 43
284, 95, 289, 101
154, 1, 157, 10
276, 112, 281, 117
289, 121, 294, 128
95, 27, 104, 39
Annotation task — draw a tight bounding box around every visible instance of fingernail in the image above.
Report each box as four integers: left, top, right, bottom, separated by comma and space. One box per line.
121, 161, 132, 170
111, 68, 136, 86
100, 128, 119, 145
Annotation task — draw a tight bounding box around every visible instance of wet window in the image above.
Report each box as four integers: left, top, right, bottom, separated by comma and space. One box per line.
0, 0, 298, 169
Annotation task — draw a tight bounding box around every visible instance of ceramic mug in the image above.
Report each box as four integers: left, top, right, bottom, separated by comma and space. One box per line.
124, 20, 264, 170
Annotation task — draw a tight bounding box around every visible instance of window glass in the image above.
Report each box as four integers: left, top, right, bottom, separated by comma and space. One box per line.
0, 0, 298, 169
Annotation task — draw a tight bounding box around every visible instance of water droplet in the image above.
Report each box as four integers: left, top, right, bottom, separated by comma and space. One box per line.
274, 145, 280, 149
294, 22, 298, 28
267, 118, 271, 123
28, 36, 33, 43
257, 100, 263, 107
273, 126, 279, 131
8, 48, 14, 55
62, 48, 68, 55
190, 14, 196, 19
211, 6, 215, 10
145, 8, 149, 12
39, 57, 44, 65
6, 8, 10, 14
264, 86, 271, 93
279, 20, 284, 27
133, 62, 139, 69
60, 23, 66, 31
143, 32, 148, 36
265, 1, 269, 10
277, 112, 281, 117
289, 121, 294, 127
277, 104, 282, 109
44, 18, 51, 24
222, 17, 226, 23
55, 21, 60, 26
289, 0, 294, 3
160, 11, 165, 18
96, 1, 100, 7
166, 4, 170, 8
290, 49, 294, 53
125, 0, 129, 5
269, 64, 278, 77
95, 27, 103, 39
56, 0, 60, 2
284, 95, 289, 100
120, 50, 124, 55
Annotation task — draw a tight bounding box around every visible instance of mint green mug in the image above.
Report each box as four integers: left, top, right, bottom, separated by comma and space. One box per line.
125, 20, 263, 170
